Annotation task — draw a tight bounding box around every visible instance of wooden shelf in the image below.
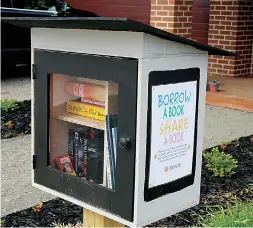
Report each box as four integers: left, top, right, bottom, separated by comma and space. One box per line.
52, 105, 105, 130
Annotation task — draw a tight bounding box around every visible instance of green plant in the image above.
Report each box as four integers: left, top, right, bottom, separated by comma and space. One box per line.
203, 147, 238, 177
52, 221, 82, 228
0, 219, 4, 227
200, 201, 253, 227
1, 98, 19, 112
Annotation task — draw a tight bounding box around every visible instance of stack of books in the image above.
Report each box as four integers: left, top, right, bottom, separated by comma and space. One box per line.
55, 126, 104, 184
64, 80, 105, 121
59, 79, 118, 189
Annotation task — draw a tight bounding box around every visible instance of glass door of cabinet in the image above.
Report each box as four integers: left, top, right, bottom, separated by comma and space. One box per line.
34, 50, 138, 221
49, 73, 118, 188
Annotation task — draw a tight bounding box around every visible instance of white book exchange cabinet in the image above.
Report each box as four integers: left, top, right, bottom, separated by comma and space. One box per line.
2, 17, 235, 227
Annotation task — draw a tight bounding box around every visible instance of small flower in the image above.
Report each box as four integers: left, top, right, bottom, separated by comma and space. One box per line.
5, 120, 13, 129
33, 202, 43, 215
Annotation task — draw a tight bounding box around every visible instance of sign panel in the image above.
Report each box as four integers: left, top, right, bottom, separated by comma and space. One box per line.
148, 81, 197, 188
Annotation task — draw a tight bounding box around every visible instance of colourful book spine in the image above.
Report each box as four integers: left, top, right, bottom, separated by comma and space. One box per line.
112, 127, 117, 165
105, 133, 112, 189
86, 128, 104, 184
81, 97, 105, 107
110, 114, 118, 165
73, 128, 89, 178
106, 115, 116, 190
64, 81, 80, 96
66, 100, 105, 121
68, 129, 75, 164
64, 80, 105, 102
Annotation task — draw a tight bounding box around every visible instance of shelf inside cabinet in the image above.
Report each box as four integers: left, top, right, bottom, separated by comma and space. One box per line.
52, 104, 105, 130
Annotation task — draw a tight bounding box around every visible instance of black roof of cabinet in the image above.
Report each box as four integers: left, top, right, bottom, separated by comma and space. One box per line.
1, 17, 236, 56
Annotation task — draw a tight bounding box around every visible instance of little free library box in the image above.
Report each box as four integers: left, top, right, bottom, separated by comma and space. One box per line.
2, 17, 235, 227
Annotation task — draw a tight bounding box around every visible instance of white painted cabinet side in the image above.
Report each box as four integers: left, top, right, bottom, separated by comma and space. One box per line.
31, 28, 144, 59
143, 33, 205, 58
134, 53, 208, 226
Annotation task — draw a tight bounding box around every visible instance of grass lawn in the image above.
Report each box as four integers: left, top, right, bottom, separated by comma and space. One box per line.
201, 201, 253, 227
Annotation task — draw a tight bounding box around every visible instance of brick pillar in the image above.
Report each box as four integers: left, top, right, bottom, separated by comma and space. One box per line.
150, 0, 193, 38
208, 0, 253, 77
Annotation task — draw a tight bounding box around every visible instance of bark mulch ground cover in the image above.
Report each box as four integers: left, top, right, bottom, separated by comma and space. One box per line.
1, 102, 252, 227
1, 99, 31, 139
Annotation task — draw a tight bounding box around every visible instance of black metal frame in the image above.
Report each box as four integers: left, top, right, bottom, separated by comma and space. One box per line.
34, 50, 138, 221
144, 68, 200, 202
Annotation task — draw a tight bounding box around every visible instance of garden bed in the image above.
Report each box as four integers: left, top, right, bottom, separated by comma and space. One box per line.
1, 134, 252, 227
1, 99, 31, 139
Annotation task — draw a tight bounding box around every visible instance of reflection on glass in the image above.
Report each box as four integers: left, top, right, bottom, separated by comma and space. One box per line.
49, 73, 118, 190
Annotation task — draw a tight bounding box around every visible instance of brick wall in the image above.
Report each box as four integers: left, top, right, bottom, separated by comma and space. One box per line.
150, 0, 193, 38
208, 0, 253, 77
191, 0, 210, 44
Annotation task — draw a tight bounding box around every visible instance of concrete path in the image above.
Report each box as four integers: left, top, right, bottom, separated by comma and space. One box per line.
1, 76, 31, 101
1, 77, 253, 217
204, 105, 253, 148
1, 136, 55, 217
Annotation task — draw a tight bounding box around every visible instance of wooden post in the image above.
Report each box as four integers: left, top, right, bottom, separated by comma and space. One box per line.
83, 208, 125, 227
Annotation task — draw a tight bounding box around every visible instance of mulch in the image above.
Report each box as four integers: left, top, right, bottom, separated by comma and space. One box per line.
1, 100, 31, 139
1, 199, 82, 227
1, 102, 252, 227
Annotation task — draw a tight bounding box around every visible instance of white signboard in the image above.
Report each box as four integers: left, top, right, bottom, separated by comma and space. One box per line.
148, 81, 197, 188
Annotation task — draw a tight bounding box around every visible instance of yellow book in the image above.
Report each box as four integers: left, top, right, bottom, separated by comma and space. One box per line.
66, 100, 105, 121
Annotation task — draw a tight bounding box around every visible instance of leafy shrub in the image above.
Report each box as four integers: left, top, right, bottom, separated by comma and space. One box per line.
1, 98, 19, 112
203, 147, 238, 177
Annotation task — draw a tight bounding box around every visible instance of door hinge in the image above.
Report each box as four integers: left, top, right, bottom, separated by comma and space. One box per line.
32, 64, 36, 79
33, 155, 36, 169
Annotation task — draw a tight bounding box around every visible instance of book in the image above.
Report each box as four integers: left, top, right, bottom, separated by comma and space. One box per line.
81, 97, 105, 107
104, 132, 112, 188
110, 114, 118, 165
64, 81, 80, 97
86, 128, 104, 184
69, 127, 104, 184
68, 128, 75, 163
105, 114, 118, 190
73, 128, 88, 177
66, 100, 105, 121
54, 155, 76, 176
64, 80, 105, 102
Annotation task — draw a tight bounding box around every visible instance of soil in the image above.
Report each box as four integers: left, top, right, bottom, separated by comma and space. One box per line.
1, 100, 31, 139
1, 135, 252, 227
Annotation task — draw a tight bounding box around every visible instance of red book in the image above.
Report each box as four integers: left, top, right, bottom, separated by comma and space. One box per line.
64, 80, 105, 102
54, 155, 76, 176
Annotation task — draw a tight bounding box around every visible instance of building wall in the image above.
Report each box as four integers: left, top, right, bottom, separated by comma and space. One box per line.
65, 0, 151, 25
151, 0, 253, 77
208, 0, 253, 77
65, 0, 252, 77
150, 0, 193, 38
191, 0, 210, 44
